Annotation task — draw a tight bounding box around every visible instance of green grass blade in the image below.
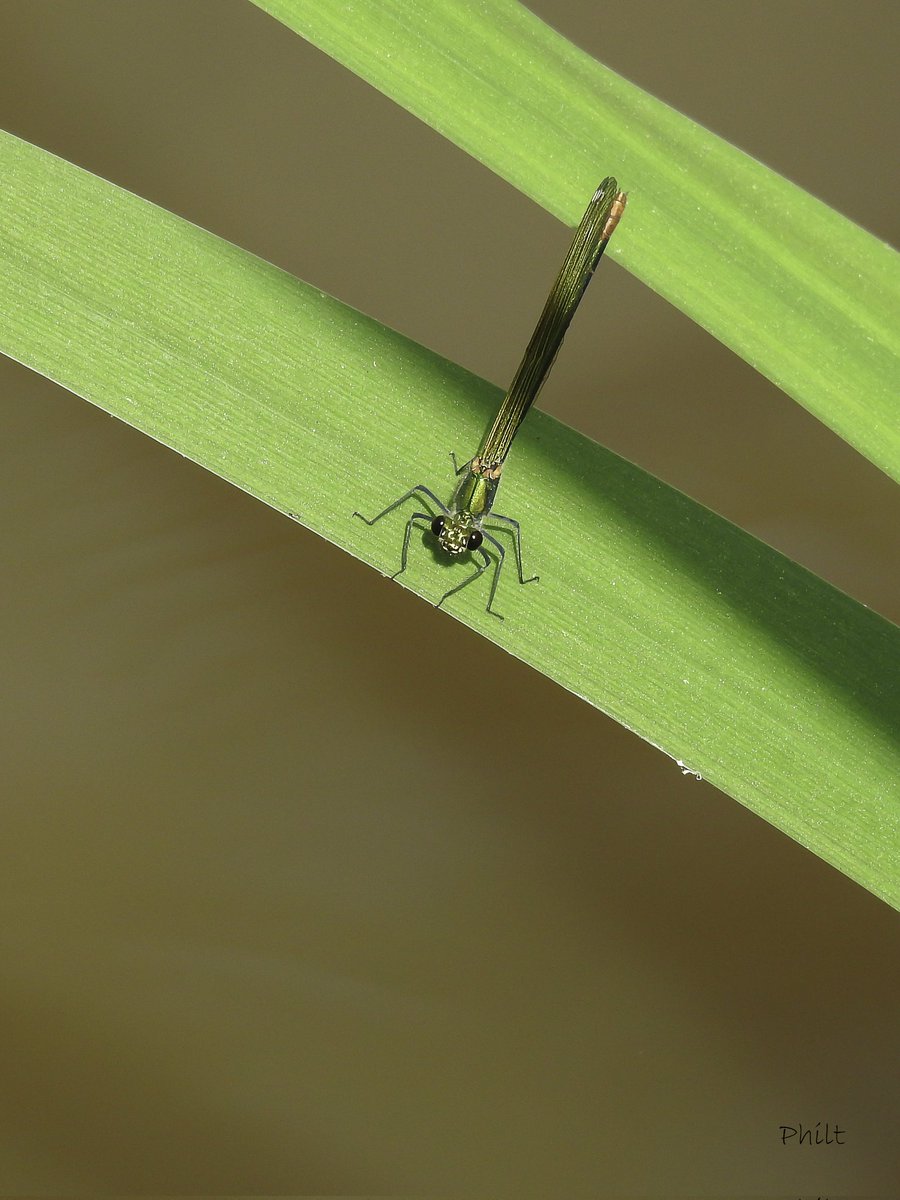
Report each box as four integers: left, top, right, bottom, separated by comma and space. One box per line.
1, 131, 898, 907
253, 0, 900, 482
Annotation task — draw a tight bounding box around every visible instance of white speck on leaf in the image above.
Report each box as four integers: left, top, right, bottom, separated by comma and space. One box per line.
676, 759, 703, 780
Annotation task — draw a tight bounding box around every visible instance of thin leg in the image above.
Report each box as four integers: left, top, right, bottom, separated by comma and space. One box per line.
481, 532, 507, 619
353, 483, 448, 525
392, 513, 432, 579
437, 547, 490, 613
449, 452, 471, 477
485, 512, 539, 585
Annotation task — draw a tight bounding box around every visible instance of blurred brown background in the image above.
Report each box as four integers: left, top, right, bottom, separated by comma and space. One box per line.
0, 0, 898, 1193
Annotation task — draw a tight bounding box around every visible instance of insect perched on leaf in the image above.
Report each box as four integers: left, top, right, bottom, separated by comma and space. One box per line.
355, 177, 627, 618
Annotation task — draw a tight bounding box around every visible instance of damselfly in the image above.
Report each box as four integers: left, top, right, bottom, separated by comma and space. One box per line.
355, 177, 626, 618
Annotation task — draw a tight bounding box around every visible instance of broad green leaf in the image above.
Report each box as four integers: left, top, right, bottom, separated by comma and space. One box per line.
1, 132, 898, 908
253, 0, 900, 482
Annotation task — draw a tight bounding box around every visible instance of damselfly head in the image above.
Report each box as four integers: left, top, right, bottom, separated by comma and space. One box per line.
431, 514, 483, 556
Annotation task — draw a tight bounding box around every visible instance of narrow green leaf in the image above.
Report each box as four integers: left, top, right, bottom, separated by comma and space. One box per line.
1, 132, 898, 907
253, 0, 900, 482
